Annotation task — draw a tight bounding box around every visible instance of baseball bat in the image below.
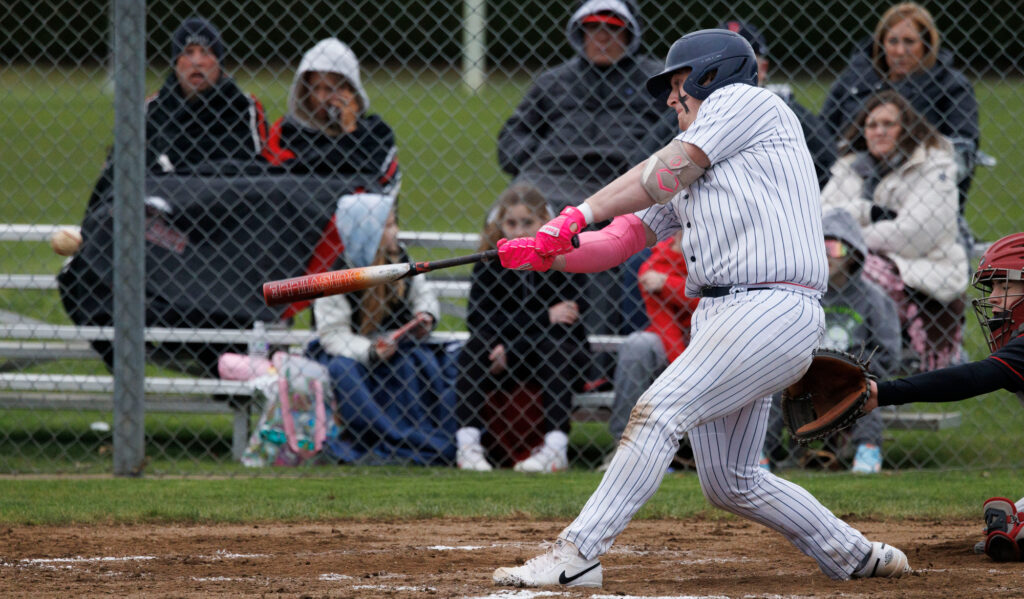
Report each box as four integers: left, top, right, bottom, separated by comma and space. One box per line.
262, 249, 498, 306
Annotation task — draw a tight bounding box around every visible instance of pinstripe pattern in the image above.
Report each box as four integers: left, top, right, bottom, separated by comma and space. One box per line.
636, 84, 828, 298
562, 290, 870, 579
558, 83, 874, 581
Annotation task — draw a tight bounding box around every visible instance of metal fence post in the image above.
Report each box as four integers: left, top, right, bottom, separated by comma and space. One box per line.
462, 0, 486, 92
111, 0, 147, 476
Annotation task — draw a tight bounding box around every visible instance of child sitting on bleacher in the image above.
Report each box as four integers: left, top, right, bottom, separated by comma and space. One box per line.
454, 184, 590, 472
308, 202, 456, 465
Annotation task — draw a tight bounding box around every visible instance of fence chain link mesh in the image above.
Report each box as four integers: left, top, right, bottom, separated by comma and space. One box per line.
1, 0, 1021, 474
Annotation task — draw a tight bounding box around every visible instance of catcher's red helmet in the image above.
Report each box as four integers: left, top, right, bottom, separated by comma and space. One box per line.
972, 232, 1024, 351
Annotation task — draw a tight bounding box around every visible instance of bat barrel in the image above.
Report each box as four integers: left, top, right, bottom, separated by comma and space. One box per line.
262, 263, 411, 306
262, 250, 496, 307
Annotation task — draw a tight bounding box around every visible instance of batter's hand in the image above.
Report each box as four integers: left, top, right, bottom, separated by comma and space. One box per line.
535, 206, 587, 257
497, 237, 554, 272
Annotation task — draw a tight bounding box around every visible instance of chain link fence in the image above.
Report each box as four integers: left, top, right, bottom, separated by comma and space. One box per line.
1, 0, 1021, 475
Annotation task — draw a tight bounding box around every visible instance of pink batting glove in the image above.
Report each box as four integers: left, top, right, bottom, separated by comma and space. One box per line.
497, 237, 554, 272
535, 206, 587, 257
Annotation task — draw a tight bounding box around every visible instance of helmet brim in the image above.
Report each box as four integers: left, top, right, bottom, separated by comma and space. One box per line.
645, 69, 675, 99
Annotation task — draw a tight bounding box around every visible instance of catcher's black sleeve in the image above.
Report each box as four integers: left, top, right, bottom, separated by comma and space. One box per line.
876, 359, 1016, 406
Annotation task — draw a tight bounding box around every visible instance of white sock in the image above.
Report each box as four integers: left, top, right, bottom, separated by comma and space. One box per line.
544, 430, 569, 451
456, 427, 482, 449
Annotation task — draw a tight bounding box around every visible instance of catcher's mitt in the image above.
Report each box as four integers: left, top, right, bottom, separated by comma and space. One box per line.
781, 348, 873, 444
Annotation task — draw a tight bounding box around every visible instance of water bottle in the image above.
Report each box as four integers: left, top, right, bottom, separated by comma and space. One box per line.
248, 320, 269, 360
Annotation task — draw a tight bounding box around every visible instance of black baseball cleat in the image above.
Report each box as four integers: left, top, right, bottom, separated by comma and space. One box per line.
493, 538, 602, 588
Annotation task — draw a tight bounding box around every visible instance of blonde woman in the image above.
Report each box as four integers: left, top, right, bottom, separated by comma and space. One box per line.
821, 2, 978, 189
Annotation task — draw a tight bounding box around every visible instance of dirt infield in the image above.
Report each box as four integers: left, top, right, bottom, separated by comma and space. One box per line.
0, 518, 1011, 598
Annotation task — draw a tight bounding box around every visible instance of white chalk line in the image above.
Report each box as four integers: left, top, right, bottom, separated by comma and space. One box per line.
3, 542, 780, 597
352, 584, 438, 592
3, 555, 157, 566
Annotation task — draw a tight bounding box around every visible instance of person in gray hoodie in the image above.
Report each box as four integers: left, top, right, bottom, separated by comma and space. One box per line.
263, 38, 400, 189
497, 0, 676, 214
764, 208, 902, 473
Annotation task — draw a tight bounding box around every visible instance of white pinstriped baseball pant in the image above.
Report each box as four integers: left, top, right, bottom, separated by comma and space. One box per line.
561, 288, 873, 580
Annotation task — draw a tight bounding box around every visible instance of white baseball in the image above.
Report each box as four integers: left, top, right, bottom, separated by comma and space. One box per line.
49, 227, 82, 256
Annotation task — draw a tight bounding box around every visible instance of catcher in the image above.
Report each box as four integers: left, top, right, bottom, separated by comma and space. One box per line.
787, 232, 1024, 561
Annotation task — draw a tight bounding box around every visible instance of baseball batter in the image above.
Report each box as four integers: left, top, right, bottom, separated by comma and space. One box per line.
492, 29, 910, 588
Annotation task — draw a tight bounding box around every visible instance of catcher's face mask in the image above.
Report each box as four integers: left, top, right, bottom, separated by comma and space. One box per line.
973, 279, 1024, 352
972, 232, 1024, 352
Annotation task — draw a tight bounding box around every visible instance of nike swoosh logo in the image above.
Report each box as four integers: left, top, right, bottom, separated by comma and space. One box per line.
558, 562, 599, 584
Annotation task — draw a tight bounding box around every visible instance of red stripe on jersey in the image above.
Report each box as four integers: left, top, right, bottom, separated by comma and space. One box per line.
261, 118, 296, 164
380, 156, 399, 185
990, 356, 1024, 383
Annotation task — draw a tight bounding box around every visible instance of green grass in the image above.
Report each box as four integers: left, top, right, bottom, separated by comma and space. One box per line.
0, 468, 1018, 525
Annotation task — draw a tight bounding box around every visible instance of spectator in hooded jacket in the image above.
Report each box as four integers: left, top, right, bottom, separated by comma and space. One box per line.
718, 20, 836, 189
262, 38, 399, 189
496, 0, 676, 381
146, 17, 267, 173
498, 0, 675, 215
763, 209, 901, 474
821, 90, 967, 374
820, 3, 978, 210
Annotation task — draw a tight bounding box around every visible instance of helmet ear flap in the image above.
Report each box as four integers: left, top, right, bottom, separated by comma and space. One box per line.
682, 55, 758, 100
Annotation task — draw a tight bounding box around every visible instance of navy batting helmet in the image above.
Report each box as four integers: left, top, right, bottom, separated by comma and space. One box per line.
646, 29, 757, 101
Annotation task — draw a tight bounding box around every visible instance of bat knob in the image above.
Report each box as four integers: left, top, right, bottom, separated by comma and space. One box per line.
570, 235, 580, 249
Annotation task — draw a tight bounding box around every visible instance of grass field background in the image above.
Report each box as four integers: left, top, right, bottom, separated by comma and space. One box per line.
1, 66, 1023, 479
1, 467, 1020, 525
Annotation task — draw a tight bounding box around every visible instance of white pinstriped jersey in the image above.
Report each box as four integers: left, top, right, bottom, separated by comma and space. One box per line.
636, 83, 828, 297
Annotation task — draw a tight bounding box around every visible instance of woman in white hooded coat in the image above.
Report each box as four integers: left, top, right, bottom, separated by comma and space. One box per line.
821, 90, 968, 372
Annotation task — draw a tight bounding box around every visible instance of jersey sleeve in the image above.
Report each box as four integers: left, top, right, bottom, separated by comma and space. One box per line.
876, 359, 1012, 406
634, 202, 680, 243
678, 85, 774, 164
989, 335, 1024, 392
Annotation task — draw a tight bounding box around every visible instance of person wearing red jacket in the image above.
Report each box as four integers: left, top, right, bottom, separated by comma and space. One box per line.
599, 231, 699, 470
